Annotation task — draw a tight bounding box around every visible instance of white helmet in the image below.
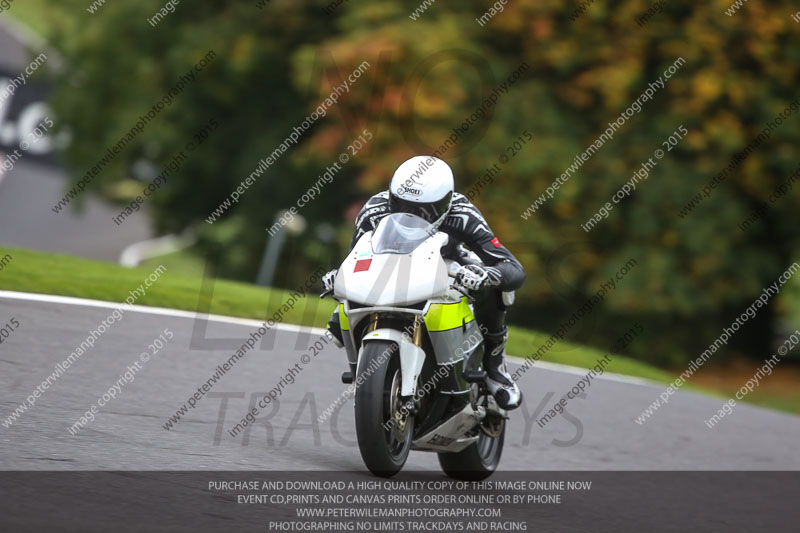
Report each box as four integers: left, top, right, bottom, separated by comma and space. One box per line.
389, 156, 454, 228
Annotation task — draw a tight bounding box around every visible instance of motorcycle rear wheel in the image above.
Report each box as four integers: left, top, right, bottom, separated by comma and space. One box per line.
437, 415, 505, 481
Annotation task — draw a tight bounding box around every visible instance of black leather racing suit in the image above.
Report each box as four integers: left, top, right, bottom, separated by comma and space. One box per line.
335, 190, 525, 353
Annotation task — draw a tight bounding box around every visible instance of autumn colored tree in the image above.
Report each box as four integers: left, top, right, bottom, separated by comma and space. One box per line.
42, 0, 800, 365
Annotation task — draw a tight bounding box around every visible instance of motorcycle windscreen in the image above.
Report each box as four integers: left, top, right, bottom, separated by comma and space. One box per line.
370, 213, 435, 254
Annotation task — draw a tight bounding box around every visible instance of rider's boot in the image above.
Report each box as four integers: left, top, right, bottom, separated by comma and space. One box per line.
483, 327, 522, 410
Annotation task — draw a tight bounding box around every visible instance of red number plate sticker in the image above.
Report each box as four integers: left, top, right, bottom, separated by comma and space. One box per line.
353, 259, 372, 272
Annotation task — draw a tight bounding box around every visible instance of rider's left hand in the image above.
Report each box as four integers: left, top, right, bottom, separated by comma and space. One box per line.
455, 264, 502, 291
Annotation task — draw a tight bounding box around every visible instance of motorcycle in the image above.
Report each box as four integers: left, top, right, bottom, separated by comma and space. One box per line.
322, 212, 508, 479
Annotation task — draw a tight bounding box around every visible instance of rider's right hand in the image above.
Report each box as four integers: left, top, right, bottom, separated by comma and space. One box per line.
323, 269, 338, 292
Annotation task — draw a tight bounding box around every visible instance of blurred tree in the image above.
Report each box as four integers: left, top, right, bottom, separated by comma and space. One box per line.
292, 0, 800, 365
46, 0, 346, 283
43, 0, 800, 366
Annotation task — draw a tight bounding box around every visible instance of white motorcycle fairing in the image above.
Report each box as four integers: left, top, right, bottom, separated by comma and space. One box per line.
333, 230, 450, 306
334, 222, 450, 400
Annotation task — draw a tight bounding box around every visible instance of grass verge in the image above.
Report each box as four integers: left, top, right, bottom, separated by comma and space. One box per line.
1, 246, 796, 416
0, 247, 331, 327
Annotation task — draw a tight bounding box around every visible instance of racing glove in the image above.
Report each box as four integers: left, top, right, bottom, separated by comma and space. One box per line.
454, 264, 502, 291
322, 269, 338, 292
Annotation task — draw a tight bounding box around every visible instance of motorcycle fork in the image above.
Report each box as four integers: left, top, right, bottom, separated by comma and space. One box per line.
367, 312, 379, 333
411, 316, 423, 347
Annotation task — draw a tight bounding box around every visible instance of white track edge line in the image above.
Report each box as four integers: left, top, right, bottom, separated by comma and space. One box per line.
0, 290, 662, 387
0, 290, 326, 335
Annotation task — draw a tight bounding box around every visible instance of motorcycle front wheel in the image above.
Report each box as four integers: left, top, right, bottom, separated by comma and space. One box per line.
354, 340, 414, 477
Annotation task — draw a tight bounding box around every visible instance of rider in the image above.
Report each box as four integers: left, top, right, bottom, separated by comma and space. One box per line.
323, 156, 525, 410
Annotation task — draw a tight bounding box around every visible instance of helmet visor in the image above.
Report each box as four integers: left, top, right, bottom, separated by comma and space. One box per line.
389, 190, 452, 224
